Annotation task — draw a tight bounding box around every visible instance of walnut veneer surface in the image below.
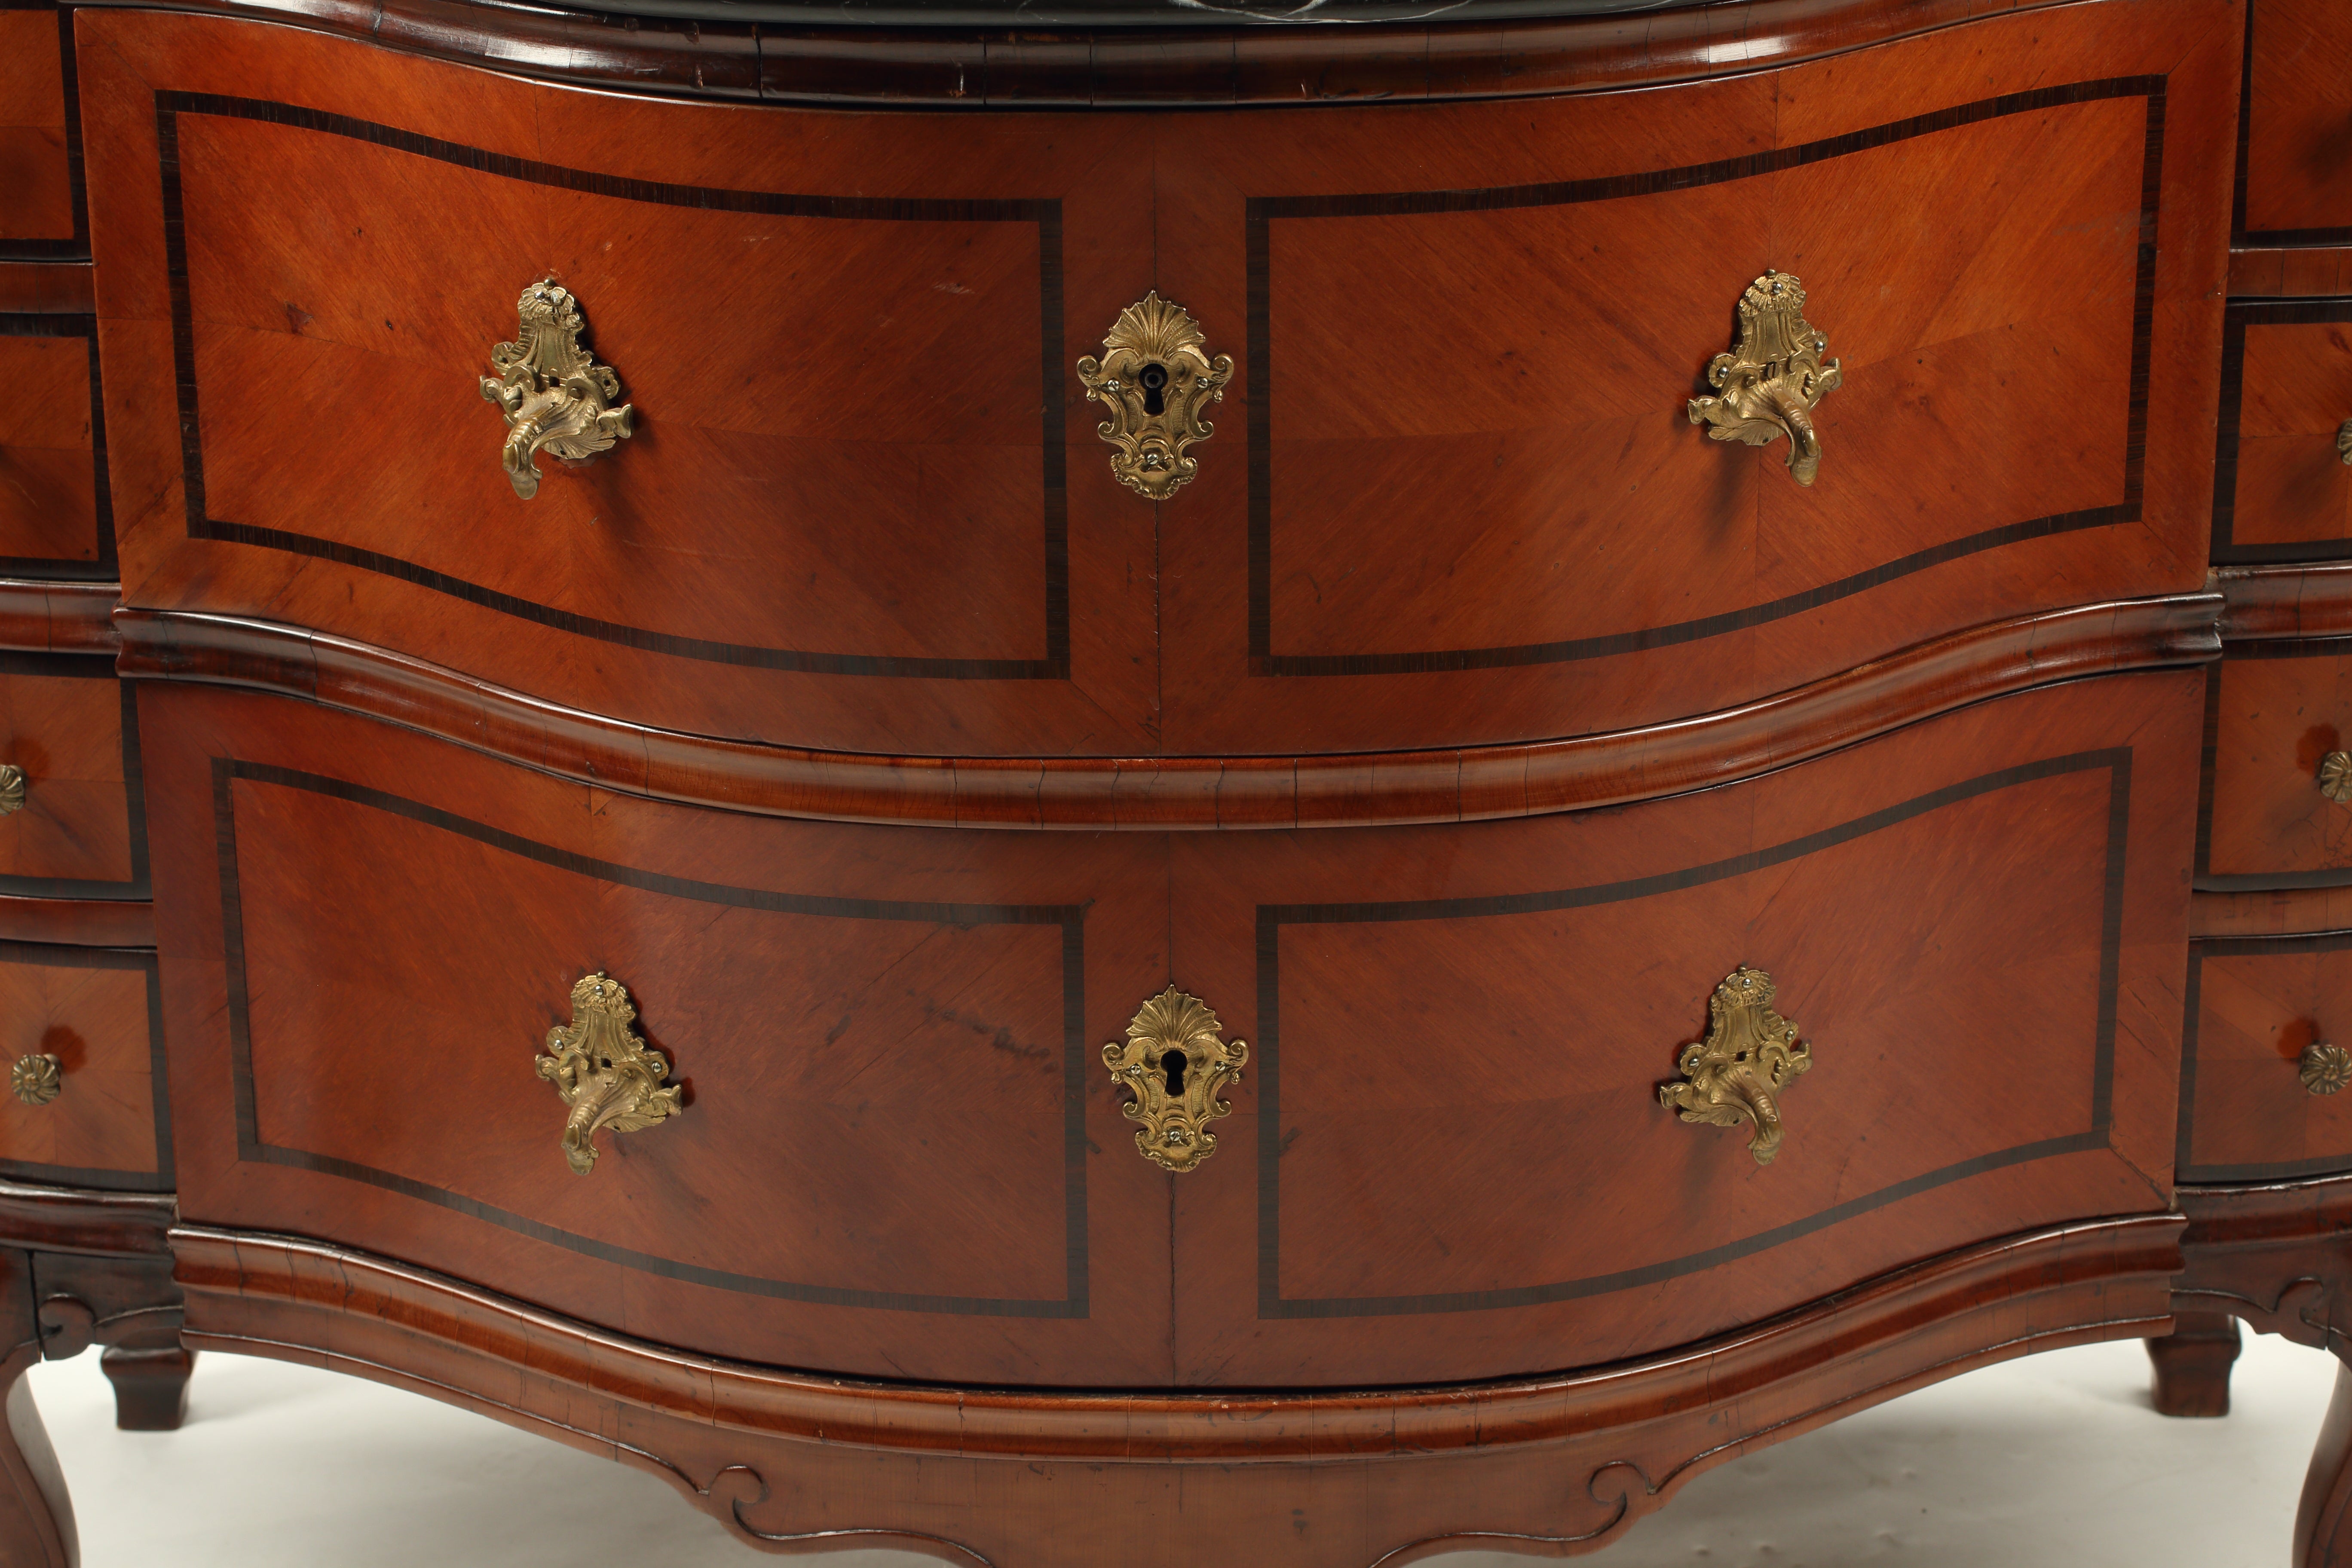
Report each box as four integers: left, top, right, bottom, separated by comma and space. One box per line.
8, 0, 2352, 1562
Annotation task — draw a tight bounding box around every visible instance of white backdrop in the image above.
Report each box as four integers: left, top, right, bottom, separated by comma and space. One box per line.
23, 1329, 2333, 1566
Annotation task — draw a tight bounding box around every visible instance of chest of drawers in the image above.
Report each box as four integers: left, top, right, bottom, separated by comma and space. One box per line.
6, 0, 2352, 1562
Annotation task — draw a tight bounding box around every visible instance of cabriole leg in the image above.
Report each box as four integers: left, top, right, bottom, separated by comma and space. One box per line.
0, 1249, 74, 1568
2302, 1361, 2352, 1566
2147, 1310, 2243, 1418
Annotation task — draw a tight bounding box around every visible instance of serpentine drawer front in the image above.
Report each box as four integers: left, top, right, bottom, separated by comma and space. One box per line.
137, 682, 1179, 1387
0, 316, 112, 576
74, 1, 2232, 758
139, 668, 2199, 1389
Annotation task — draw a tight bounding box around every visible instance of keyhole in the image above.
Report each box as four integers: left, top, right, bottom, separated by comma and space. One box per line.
1161, 1050, 1188, 1096
1139, 362, 1169, 416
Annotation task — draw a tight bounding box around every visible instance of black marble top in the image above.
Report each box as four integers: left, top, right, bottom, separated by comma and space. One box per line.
590, 0, 1698, 28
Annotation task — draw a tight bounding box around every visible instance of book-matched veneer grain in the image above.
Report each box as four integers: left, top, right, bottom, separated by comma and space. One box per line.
137, 668, 2199, 1388
74, 0, 2236, 757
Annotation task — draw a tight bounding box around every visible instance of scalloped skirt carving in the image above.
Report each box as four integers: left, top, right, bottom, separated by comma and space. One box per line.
172, 1216, 2180, 1566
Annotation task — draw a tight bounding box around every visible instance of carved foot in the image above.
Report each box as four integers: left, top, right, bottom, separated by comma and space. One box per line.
2147, 1311, 2242, 1418
100, 1346, 194, 1432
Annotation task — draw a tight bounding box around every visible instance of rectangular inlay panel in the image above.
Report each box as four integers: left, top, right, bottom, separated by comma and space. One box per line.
217, 760, 1089, 1315
0, 9, 76, 251
2212, 301, 2352, 564
162, 95, 1066, 680
2197, 644, 2352, 890
2181, 934, 2352, 1181
2240, 0, 2352, 247
0, 655, 144, 898
1250, 83, 2158, 675
1256, 756, 2127, 1314
0, 317, 111, 575
0, 941, 168, 1192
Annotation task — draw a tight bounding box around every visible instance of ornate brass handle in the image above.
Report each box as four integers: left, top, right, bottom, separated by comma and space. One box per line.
1077, 293, 1233, 501
480, 277, 634, 501
2337, 418, 2350, 466
2304, 1041, 2351, 1096
1659, 966, 1813, 1165
1688, 270, 1843, 487
1103, 986, 1247, 1173
9, 1054, 59, 1107
535, 973, 681, 1175
2320, 752, 2352, 804
0, 764, 25, 817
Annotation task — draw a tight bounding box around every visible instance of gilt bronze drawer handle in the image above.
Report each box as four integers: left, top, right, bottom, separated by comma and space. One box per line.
0, 764, 24, 817
481, 277, 634, 502
2321, 751, 2352, 804
2303, 1041, 2352, 1096
7, 1054, 58, 1108
535, 973, 682, 1176
1077, 293, 1233, 501
1659, 966, 1813, 1165
2337, 418, 2351, 466
1104, 986, 1247, 1173
1688, 270, 1843, 487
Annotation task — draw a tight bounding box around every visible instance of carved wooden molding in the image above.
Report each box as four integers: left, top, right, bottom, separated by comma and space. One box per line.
0, 1180, 174, 1259
116, 592, 2219, 831
2174, 1173, 2352, 1356
0, 582, 119, 657
171, 1218, 2178, 1564
2217, 564, 2352, 643
68, 0, 2085, 108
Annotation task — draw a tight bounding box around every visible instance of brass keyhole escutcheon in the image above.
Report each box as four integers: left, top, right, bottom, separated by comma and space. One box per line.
1104, 986, 1247, 1173
1077, 294, 1233, 501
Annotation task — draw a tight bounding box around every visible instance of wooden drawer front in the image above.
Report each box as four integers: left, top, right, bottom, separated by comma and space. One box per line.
0, 655, 143, 897
0, 940, 167, 1191
2213, 302, 2352, 564
2196, 645, 2352, 890
141, 682, 1179, 1387
2182, 934, 2352, 1181
2242, 0, 2352, 245
0, 7, 75, 252
80, 12, 1158, 759
1148, 0, 2235, 755
1165, 671, 2200, 1386
0, 316, 110, 574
